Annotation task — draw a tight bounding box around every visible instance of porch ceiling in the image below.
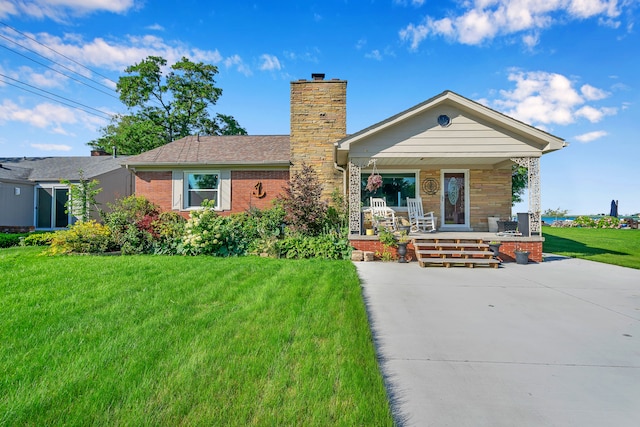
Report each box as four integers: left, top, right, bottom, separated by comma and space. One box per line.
348, 156, 517, 168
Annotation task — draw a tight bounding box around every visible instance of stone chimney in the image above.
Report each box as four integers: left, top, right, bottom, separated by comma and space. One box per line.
290, 73, 347, 201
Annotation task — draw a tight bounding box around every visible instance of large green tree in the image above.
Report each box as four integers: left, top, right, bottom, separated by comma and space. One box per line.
90, 56, 246, 155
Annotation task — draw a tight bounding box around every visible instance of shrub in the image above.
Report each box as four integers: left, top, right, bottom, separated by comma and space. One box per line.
279, 163, 327, 236
48, 221, 113, 254
152, 211, 186, 254
0, 233, 27, 248
179, 201, 250, 256
22, 232, 57, 246
571, 216, 596, 228
104, 195, 161, 254
596, 216, 620, 229
275, 229, 352, 260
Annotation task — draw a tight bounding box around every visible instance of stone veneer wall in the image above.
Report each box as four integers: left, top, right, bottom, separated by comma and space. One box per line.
419, 168, 512, 231
290, 77, 347, 202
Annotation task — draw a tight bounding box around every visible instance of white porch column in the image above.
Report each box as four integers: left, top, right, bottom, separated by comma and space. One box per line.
348, 162, 362, 235
511, 157, 541, 235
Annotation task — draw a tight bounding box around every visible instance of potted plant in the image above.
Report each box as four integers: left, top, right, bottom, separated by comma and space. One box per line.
396, 230, 410, 263
488, 241, 502, 258
514, 246, 529, 264
366, 173, 383, 192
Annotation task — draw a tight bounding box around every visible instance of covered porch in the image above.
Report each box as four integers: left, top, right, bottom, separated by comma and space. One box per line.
334, 91, 566, 264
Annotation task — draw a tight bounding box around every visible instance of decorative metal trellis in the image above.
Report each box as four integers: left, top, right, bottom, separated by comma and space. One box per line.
511, 156, 541, 235
348, 162, 362, 234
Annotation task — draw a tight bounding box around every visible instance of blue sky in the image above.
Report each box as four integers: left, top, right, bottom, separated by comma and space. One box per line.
0, 0, 638, 215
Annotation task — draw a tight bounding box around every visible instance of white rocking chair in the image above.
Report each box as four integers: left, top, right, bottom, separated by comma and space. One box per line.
407, 197, 436, 233
369, 197, 396, 231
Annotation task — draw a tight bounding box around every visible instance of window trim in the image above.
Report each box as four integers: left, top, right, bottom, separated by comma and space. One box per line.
183, 171, 221, 210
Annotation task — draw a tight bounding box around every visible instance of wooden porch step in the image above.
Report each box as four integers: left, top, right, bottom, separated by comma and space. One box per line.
413, 241, 490, 249
418, 257, 500, 268
416, 250, 493, 257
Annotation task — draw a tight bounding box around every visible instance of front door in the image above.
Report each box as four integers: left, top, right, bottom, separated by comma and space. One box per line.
441, 170, 470, 229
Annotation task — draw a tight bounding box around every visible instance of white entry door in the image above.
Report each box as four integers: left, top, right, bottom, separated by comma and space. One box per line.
440, 170, 470, 230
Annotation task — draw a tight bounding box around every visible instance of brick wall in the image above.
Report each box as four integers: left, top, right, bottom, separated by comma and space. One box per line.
290, 77, 347, 202
135, 171, 172, 212
350, 239, 416, 261
230, 170, 289, 213
498, 241, 543, 263
134, 170, 290, 217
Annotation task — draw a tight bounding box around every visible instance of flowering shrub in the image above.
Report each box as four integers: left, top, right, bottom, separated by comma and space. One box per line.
48, 221, 114, 254
571, 216, 596, 228
571, 215, 620, 229
595, 216, 620, 229
179, 201, 249, 256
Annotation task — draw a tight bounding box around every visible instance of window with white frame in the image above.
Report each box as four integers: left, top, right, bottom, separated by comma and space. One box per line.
184, 172, 220, 208
361, 172, 417, 208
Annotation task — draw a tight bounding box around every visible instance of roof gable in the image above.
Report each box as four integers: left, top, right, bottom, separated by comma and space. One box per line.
336, 91, 565, 165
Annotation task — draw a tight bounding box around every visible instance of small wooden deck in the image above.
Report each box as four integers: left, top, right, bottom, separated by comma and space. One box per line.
413, 237, 499, 268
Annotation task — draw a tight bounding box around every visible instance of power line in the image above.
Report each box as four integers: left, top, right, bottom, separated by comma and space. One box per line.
0, 73, 114, 120
0, 21, 119, 87
0, 35, 119, 99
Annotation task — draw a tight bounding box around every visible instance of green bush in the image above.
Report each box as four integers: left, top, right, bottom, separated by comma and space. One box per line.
572, 216, 597, 227
0, 233, 27, 248
151, 211, 187, 254
48, 221, 114, 254
22, 232, 57, 246
571, 215, 620, 229
276, 230, 352, 260
104, 195, 161, 254
179, 201, 250, 256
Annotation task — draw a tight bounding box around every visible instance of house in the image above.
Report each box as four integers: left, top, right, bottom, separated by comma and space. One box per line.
0, 154, 134, 231
123, 73, 566, 262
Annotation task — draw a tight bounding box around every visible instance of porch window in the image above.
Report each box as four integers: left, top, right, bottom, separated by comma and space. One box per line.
361, 172, 416, 208
185, 172, 220, 208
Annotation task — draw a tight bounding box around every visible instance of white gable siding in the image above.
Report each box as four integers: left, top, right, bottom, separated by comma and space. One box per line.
348, 107, 542, 159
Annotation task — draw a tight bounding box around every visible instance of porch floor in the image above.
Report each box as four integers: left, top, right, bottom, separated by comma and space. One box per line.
350, 231, 544, 243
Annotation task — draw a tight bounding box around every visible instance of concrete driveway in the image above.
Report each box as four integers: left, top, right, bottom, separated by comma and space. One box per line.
356, 256, 640, 427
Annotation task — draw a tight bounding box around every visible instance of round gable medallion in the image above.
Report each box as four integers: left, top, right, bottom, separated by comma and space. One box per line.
437, 114, 451, 127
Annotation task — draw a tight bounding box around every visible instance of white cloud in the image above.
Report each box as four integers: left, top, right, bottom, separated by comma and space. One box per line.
581, 84, 609, 100
31, 143, 73, 151
399, 0, 625, 48
574, 130, 608, 142
489, 70, 615, 127
0, 28, 224, 75
394, 0, 425, 6
364, 49, 383, 61
224, 54, 252, 76
0, 0, 136, 21
0, 99, 103, 134
259, 54, 282, 71
146, 23, 165, 31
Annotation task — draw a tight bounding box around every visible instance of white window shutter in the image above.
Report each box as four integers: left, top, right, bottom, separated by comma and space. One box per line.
220, 169, 231, 210
171, 170, 183, 210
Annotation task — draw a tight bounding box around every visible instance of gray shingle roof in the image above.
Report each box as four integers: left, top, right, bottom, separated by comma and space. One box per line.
0, 156, 127, 182
122, 135, 290, 166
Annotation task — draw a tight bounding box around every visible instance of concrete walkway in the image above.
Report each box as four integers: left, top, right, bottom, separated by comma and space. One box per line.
356, 256, 640, 427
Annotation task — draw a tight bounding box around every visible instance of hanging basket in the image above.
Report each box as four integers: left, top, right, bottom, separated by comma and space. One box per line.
366, 173, 383, 192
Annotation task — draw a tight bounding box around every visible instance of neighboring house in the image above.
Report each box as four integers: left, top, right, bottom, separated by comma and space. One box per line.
124, 73, 566, 260
0, 155, 134, 231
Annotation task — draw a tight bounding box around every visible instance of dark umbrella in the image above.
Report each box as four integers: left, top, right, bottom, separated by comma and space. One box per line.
610, 199, 619, 218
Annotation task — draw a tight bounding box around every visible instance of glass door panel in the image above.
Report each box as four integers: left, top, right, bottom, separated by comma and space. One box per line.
443, 172, 467, 226
37, 188, 52, 228
55, 188, 69, 228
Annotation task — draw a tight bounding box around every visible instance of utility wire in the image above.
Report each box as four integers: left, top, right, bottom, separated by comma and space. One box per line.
0, 34, 119, 99
0, 73, 114, 120
0, 21, 118, 87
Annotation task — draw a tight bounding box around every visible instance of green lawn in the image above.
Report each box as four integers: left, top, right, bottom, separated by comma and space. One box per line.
543, 226, 640, 269
0, 247, 394, 426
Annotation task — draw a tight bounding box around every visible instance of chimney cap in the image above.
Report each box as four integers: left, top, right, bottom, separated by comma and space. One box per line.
311, 73, 325, 81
